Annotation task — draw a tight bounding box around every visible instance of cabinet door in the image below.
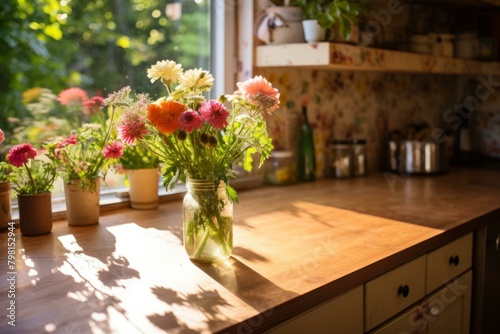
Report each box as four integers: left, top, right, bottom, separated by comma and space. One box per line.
427, 270, 472, 334
267, 285, 363, 334
371, 270, 472, 334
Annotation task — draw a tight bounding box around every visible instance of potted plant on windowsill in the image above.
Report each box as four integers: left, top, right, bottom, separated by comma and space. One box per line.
45, 113, 123, 226
6, 143, 57, 236
292, 0, 367, 43
118, 144, 161, 210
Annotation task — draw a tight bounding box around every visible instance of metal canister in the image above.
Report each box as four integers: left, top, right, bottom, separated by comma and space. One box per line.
326, 139, 368, 178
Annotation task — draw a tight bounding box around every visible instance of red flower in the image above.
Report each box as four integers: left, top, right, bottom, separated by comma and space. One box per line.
83, 96, 105, 115
102, 141, 124, 159
8, 143, 37, 167
199, 100, 229, 130
179, 110, 203, 133
56, 134, 78, 149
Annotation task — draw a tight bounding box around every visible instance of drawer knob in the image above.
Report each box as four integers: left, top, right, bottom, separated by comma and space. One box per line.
398, 285, 410, 298
449, 255, 460, 266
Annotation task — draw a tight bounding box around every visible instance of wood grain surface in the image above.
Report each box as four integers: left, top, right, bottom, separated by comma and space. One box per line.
0, 168, 499, 333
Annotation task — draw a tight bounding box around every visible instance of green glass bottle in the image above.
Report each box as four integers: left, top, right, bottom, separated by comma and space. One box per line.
297, 106, 316, 182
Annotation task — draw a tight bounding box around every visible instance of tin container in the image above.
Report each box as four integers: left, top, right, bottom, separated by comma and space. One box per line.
326, 139, 368, 178
384, 139, 449, 174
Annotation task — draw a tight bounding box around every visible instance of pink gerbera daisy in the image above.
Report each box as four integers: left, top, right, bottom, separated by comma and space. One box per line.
57, 87, 89, 106
7, 143, 37, 167
179, 110, 203, 133
102, 141, 124, 159
117, 110, 148, 144
236, 75, 280, 113
199, 100, 229, 130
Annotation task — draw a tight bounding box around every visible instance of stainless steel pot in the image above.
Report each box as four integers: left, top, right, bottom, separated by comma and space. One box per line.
384, 140, 449, 174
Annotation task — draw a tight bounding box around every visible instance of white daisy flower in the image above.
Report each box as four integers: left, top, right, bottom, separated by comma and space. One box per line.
177, 68, 214, 92
147, 60, 183, 84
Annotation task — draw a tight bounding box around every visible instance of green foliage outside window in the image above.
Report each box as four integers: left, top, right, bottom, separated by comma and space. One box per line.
0, 0, 210, 154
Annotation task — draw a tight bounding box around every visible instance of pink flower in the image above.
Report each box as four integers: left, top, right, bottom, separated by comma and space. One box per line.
102, 141, 124, 159
83, 96, 105, 115
57, 87, 89, 106
179, 110, 203, 133
56, 134, 78, 149
7, 143, 37, 167
0, 128, 4, 144
117, 111, 148, 144
199, 100, 229, 130
236, 75, 280, 113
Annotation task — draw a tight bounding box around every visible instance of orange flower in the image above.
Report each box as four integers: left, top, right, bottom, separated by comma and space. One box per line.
147, 100, 186, 135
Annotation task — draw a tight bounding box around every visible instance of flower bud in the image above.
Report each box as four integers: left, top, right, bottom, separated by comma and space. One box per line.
208, 135, 218, 148
177, 130, 187, 141
200, 133, 209, 146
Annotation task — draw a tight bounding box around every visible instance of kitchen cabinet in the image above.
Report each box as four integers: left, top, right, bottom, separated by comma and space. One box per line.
267, 286, 364, 334
371, 270, 472, 334
266, 233, 474, 334
368, 233, 473, 333
255, 42, 500, 74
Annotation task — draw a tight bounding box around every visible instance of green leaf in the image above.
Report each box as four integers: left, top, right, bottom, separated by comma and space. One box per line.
226, 184, 238, 204
43, 23, 63, 40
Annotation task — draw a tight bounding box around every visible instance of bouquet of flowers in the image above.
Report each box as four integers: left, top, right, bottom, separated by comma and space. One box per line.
105, 60, 279, 194
104, 59, 280, 261
6, 143, 57, 195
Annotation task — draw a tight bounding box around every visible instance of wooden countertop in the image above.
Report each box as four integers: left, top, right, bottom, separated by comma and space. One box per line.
1, 168, 499, 333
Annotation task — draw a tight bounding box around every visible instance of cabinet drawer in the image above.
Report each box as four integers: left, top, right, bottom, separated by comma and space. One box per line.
365, 256, 426, 332
426, 233, 473, 294
371, 270, 472, 334
268, 286, 363, 334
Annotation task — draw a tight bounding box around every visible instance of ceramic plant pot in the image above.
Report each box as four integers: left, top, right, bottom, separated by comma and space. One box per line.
18, 192, 52, 236
126, 168, 160, 210
64, 180, 100, 226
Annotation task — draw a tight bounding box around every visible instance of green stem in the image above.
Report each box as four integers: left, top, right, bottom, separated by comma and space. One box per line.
24, 162, 37, 194
193, 225, 210, 258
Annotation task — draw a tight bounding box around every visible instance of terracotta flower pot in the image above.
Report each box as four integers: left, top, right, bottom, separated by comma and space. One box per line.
18, 192, 52, 236
0, 181, 12, 230
126, 168, 160, 210
64, 180, 100, 226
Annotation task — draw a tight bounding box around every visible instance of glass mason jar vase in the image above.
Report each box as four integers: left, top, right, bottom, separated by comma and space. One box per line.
183, 179, 233, 263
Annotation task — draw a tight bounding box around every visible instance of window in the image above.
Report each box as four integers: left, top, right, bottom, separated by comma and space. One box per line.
2, 0, 237, 215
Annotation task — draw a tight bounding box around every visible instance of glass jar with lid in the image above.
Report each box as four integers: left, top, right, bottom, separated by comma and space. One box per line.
264, 150, 297, 185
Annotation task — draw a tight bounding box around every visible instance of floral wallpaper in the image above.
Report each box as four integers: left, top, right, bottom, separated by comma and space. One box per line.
255, 68, 457, 177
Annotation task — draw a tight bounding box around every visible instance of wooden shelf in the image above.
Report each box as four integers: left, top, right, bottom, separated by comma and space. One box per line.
256, 42, 500, 75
